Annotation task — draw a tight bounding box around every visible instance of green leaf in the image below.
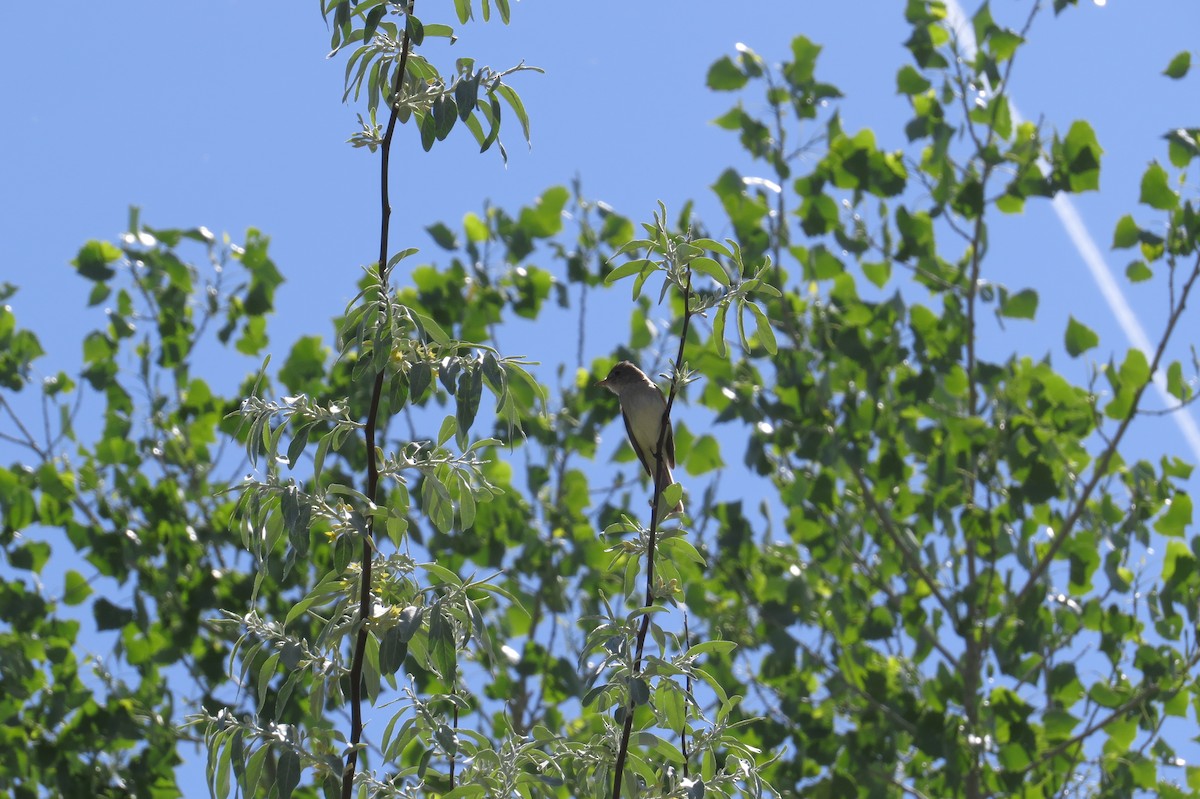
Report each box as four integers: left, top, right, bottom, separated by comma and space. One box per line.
747, 301, 777, 354
706, 55, 748, 91
1064, 316, 1098, 357
456, 471, 478, 530
862, 261, 890, 288
713, 302, 729, 357
424, 23, 456, 41
419, 110, 436, 151
1165, 128, 1200, 168
242, 739, 269, 797
94, 597, 134, 631
518, 186, 568, 238
63, 569, 93, 606
379, 624, 407, 677
1166, 361, 1192, 402
454, 74, 480, 122
988, 30, 1023, 62
433, 94, 458, 141
1088, 681, 1125, 709
786, 35, 821, 85
999, 288, 1038, 320
413, 311, 450, 346
276, 748, 301, 799
662, 481, 683, 511
409, 359, 431, 400
1043, 709, 1079, 740
426, 222, 459, 250
656, 681, 686, 735
1118, 347, 1150, 386
1155, 493, 1192, 538
1139, 162, 1178, 210
684, 434, 725, 475
686, 640, 738, 658
423, 472, 454, 534
235, 315, 268, 356
605, 259, 652, 285
995, 191, 1024, 214
799, 193, 840, 236
438, 415, 457, 447
1162, 539, 1195, 586
894, 207, 934, 260
463, 211, 488, 242
689, 256, 730, 287
429, 607, 458, 681
1059, 120, 1102, 192
10, 541, 50, 572
442, 786, 487, 799
1112, 215, 1139, 249
1125, 261, 1152, 283
72, 240, 121, 281
279, 335, 327, 395
1164, 50, 1191, 79
895, 65, 931, 95
455, 365, 483, 449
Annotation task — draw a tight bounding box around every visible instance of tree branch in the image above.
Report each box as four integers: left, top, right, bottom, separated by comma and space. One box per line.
342, 6, 415, 797
611, 270, 693, 799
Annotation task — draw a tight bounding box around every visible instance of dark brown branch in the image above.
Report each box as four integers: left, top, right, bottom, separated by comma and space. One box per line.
342, 8, 415, 798
681, 608, 691, 777
611, 271, 693, 799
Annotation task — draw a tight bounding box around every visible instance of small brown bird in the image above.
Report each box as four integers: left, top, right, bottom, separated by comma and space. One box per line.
597, 361, 684, 514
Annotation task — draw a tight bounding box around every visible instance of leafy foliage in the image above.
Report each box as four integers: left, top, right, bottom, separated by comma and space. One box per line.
324, 0, 540, 161
0, 212, 288, 798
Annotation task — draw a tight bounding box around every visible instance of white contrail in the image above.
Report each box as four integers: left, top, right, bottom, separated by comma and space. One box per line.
943, 0, 1200, 461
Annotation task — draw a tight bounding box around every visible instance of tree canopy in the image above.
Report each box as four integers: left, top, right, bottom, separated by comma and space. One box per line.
2, 2, 1200, 798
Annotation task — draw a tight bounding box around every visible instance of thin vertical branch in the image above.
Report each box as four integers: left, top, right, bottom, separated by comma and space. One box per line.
681, 608, 691, 776
611, 272, 693, 799
450, 697, 459, 788
341, 7, 415, 798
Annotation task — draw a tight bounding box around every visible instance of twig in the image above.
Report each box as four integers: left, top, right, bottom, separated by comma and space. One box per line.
341, 6, 415, 798
681, 608, 691, 776
610, 270, 693, 799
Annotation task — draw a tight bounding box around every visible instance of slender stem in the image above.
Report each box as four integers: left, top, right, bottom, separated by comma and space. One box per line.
341, 9, 415, 798
611, 272, 693, 799
450, 697, 459, 788
680, 609, 691, 777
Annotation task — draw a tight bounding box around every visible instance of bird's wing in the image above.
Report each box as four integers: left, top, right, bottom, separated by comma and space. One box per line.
622, 408, 654, 478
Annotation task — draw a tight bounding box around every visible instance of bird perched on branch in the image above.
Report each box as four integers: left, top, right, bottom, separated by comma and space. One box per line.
597, 361, 684, 514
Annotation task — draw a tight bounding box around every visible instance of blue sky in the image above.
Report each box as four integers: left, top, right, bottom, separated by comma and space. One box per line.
4, 0, 1200, 792
3, 1, 1199, 460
